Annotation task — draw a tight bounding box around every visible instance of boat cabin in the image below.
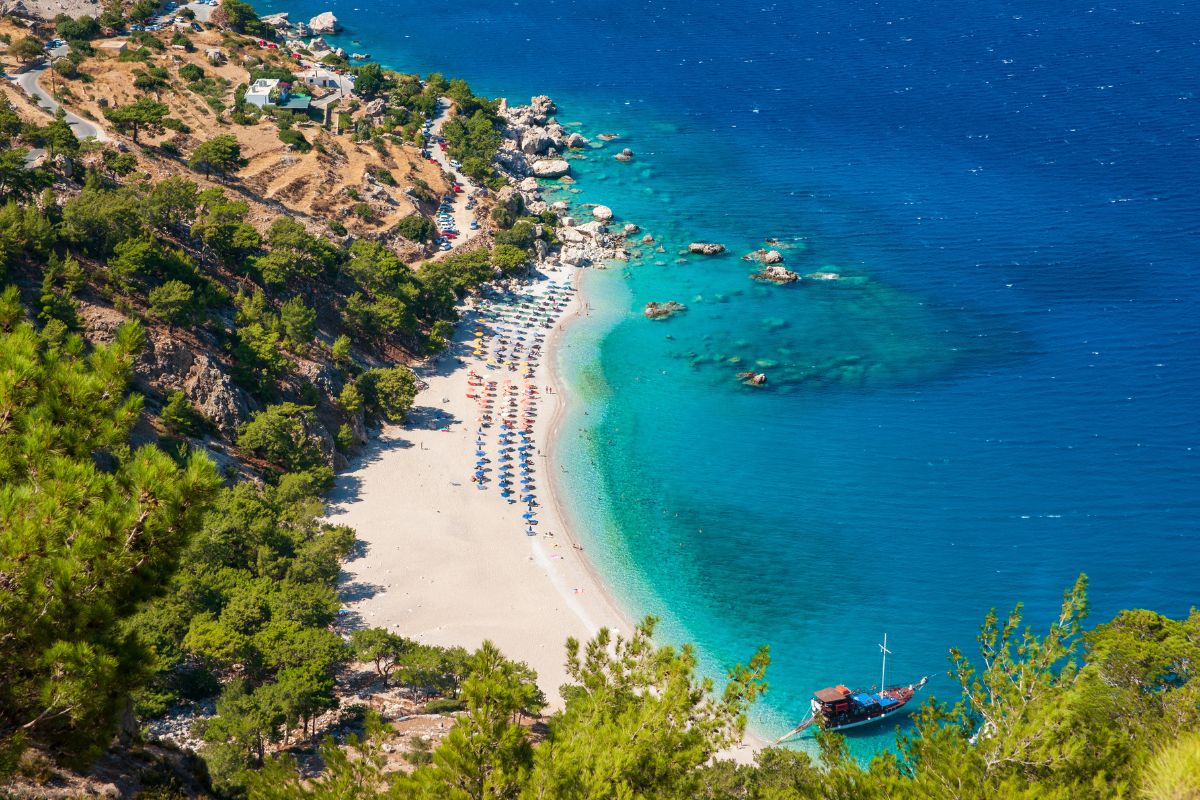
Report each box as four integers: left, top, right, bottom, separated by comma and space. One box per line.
813, 685, 852, 713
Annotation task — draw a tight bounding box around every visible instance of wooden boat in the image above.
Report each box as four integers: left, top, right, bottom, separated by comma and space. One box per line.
776, 634, 928, 743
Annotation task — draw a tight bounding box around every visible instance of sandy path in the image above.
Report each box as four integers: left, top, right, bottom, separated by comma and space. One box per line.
332, 265, 630, 705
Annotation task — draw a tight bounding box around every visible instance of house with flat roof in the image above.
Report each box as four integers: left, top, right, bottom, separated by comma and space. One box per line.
245, 77, 312, 112
245, 78, 279, 108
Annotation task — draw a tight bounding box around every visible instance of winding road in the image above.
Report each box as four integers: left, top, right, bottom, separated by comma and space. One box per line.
14, 46, 108, 143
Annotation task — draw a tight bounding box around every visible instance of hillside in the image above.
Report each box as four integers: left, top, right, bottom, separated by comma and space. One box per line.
0, 2, 1198, 800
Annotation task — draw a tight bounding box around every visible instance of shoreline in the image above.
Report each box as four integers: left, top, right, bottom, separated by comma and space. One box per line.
331, 265, 632, 709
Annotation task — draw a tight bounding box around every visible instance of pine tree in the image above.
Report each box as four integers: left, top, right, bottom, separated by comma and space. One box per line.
0, 288, 221, 773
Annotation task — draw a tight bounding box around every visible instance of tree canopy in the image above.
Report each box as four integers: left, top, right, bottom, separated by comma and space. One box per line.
0, 291, 220, 772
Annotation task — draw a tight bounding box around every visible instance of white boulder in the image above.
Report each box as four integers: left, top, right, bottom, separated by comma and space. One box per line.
308, 11, 340, 33
531, 159, 570, 179
592, 205, 613, 222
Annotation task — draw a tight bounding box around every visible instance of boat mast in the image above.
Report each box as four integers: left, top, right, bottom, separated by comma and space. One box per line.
879, 633, 890, 690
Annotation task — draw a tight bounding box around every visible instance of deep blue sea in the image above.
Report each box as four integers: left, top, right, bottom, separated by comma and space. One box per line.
259, 0, 1200, 755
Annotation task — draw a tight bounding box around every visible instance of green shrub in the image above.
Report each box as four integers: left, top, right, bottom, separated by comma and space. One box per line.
358, 366, 417, 423
147, 279, 196, 325
423, 697, 465, 714
237, 403, 326, 472
161, 390, 208, 436
393, 214, 435, 242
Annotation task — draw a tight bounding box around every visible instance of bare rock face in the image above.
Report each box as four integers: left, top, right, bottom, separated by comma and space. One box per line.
362, 98, 388, 118
592, 205, 613, 222
531, 159, 570, 179
136, 331, 253, 437
688, 242, 726, 255
308, 11, 340, 33
77, 302, 129, 345
752, 265, 801, 284
520, 128, 559, 155
644, 301, 686, 320
565, 132, 589, 148
763, 250, 784, 264
0, 0, 29, 17
530, 95, 557, 119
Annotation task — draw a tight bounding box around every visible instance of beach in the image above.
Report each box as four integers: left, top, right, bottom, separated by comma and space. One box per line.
331, 265, 631, 705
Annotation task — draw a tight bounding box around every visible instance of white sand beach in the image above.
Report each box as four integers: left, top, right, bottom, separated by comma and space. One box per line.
331, 265, 630, 705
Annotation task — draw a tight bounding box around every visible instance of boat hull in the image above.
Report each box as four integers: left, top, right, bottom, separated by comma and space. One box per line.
810, 697, 914, 731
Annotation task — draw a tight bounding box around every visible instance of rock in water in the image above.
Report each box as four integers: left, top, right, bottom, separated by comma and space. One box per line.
763, 250, 784, 264
592, 205, 614, 221
752, 265, 801, 284
308, 11, 340, 33
644, 301, 686, 320
688, 242, 726, 255
614, 148, 634, 161
531, 159, 570, 178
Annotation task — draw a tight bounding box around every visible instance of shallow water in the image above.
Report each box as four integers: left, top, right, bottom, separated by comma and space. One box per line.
262, 0, 1200, 756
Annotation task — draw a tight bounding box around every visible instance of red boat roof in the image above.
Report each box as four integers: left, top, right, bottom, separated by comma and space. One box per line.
814, 686, 849, 703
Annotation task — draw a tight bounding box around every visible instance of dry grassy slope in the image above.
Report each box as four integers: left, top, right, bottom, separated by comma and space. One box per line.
2, 18, 453, 250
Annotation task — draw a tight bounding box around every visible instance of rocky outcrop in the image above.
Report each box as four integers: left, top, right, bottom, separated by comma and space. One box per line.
362, 98, 387, 119
531, 159, 570, 178
308, 11, 340, 33
592, 205, 613, 222
737, 371, 768, 386
614, 148, 634, 162
565, 132, 589, 148
688, 242, 726, 255
752, 265, 801, 284
644, 301, 686, 320
260, 11, 290, 27
77, 302, 130, 345
136, 330, 254, 437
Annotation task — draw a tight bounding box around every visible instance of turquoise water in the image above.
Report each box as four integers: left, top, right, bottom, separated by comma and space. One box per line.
258, 0, 1200, 755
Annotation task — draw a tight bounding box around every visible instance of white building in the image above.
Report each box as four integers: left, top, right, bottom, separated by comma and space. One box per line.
244, 78, 280, 108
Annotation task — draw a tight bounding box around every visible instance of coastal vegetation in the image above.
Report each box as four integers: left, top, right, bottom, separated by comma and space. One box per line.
0, 4, 1196, 799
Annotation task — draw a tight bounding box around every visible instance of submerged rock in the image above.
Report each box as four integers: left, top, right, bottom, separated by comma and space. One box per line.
688, 242, 726, 255
736, 371, 768, 386
805, 271, 841, 281
752, 265, 801, 284
597, 133, 621, 140
644, 301, 686, 320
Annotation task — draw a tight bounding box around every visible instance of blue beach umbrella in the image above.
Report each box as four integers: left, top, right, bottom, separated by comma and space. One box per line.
501, 490, 512, 498
522, 512, 536, 520
474, 471, 486, 478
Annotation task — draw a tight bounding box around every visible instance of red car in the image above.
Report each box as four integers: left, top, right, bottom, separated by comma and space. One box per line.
428, 157, 438, 164
438, 142, 447, 151
453, 186, 463, 193
443, 232, 458, 239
